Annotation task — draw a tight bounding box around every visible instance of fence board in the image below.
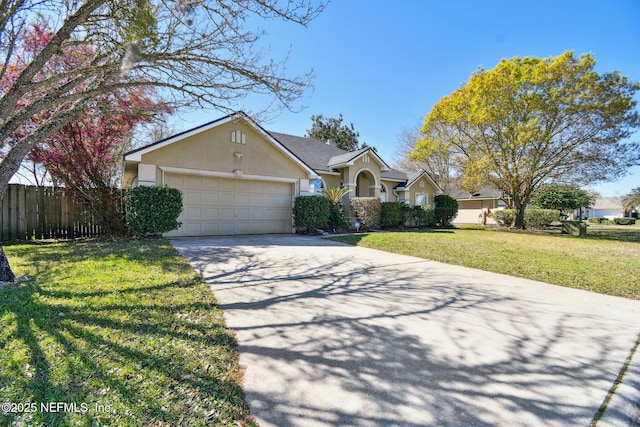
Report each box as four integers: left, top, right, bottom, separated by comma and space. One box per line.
0, 184, 125, 241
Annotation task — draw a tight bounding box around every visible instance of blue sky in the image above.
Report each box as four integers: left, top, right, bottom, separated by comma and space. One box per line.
178, 0, 640, 197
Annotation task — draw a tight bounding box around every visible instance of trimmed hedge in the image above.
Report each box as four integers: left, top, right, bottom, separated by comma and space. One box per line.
126, 186, 183, 235
293, 195, 330, 233
587, 217, 614, 224
525, 209, 561, 228
614, 217, 636, 225
434, 194, 458, 227
489, 209, 515, 226
381, 202, 405, 229
412, 205, 436, 228
351, 197, 381, 229
489, 208, 560, 228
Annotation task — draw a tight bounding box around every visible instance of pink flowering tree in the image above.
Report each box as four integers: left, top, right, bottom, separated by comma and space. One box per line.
0, 1, 324, 281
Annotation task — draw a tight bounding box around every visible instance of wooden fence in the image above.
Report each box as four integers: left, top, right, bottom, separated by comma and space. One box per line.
0, 184, 125, 241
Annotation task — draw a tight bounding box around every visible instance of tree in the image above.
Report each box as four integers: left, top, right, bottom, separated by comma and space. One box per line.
412, 52, 640, 229
395, 118, 457, 193
622, 187, 640, 214
307, 113, 369, 151
532, 184, 596, 218
17, 25, 170, 232
0, 0, 326, 281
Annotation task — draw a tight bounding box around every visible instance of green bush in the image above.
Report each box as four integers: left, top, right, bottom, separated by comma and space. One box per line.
126, 186, 183, 234
381, 202, 405, 229
587, 217, 603, 223
351, 197, 381, 229
614, 217, 636, 225
434, 194, 458, 227
412, 205, 436, 227
489, 209, 515, 226
293, 195, 330, 233
525, 209, 561, 228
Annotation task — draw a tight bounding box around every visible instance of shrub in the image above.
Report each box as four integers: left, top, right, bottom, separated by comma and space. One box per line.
489, 209, 515, 226
381, 202, 405, 229
587, 217, 603, 223
293, 195, 330, 233
126, 186, 183, 235
412, 205, 436, 228
525, 209, 561, 228
434, 194, 458, 227
351, 197, 381, 229
614, 217, 636, 225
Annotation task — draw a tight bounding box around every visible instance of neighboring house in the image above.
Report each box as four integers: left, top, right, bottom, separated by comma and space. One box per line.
450, 186, 507, 225
123, 111, 441, 236
582, 197, 625, 220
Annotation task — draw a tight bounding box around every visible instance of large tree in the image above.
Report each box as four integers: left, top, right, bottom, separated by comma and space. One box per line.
411, 51, 640, 228
0, 0, 326, 281
395, 118, 457, 193
306, 113, 368, 151
532, 183, 596, 218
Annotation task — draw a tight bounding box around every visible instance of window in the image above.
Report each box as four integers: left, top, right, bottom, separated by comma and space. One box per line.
380, 184, 387, 202
415, 193, 428, 206
309, 179, 324, 194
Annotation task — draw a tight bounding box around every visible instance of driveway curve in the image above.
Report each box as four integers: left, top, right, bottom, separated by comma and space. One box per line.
170, 234, 640, 427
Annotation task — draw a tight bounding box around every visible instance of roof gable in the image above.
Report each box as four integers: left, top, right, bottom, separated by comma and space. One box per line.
124, 112, 318, 178
395, 171, 442, 192
327, 148, 391, 171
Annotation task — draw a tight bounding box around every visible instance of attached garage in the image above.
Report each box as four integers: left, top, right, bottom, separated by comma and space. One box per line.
123, 112, 319, 237
164, 174, 294, 236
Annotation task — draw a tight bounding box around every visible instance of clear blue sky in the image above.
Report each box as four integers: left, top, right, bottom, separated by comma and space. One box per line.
178, 0, 640, 197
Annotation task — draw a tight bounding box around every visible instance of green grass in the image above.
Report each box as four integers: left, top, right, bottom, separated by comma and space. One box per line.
331, 224, 640, 300
0, 239, 256, 427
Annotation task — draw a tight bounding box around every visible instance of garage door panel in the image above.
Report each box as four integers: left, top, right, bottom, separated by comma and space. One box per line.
165, 174, 292, 236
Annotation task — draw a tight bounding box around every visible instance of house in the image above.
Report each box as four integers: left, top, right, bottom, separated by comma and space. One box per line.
450, 186, 507, 225
583, 197, 625, 220
123, 111, 441, 236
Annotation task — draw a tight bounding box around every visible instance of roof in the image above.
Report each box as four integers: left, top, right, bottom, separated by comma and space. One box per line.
124, 111, 318, 178
450, 186, 504, 200
125, 111, 440, 191
589, 197, 623, 210
268, 131, 347, 173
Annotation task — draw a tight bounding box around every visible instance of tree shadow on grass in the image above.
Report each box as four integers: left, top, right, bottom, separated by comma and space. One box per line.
0, 240, 256, 426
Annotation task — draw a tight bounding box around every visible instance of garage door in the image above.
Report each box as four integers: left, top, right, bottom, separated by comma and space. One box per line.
164, 174, 293, 236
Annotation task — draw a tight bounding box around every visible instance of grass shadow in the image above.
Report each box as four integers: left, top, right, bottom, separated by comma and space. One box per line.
0, 239, 256, 426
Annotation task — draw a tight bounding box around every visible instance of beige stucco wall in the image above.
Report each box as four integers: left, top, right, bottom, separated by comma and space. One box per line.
405, 176, 439, 206
135, 121, 310, 184
380, 180, 400, 202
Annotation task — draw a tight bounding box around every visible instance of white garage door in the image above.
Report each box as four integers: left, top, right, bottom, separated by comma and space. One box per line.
164, 174, 293, 236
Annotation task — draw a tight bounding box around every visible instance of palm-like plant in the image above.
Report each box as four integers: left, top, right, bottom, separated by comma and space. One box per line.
622, 187, 640, 213
323, 186, 351, 230
323, 186, 351, 205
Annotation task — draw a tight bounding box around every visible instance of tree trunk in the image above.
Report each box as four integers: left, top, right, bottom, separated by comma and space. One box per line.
512, 203, 526, 229
0, 247, 15, 283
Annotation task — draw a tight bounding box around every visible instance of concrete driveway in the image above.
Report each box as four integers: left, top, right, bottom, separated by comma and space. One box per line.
170, 234, 640, 427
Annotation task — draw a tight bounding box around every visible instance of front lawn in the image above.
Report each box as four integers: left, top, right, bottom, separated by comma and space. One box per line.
0, 239, 256, 426
331, 226, 640, 299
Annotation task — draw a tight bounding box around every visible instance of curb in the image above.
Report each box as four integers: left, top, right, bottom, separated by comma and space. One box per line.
597, 338, 640, 426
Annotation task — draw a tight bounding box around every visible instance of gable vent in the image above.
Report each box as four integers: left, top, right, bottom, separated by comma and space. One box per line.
231, 130, 246, 144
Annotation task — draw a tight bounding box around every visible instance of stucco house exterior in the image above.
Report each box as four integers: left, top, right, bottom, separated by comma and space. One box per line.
583, 197, 625, 220
450, 186, 507, 225
123, 111, 441, 236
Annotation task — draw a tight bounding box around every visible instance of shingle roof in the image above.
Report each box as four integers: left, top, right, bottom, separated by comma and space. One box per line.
450, 186, 504, 200
268, 131, 347, 172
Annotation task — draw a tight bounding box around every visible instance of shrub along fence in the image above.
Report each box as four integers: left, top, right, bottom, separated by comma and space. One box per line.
0, 184, 126, 241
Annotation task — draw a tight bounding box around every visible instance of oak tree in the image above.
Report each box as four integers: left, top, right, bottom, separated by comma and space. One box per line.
411, 52, 640, 228
0, 0, 326, 281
